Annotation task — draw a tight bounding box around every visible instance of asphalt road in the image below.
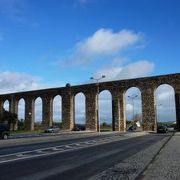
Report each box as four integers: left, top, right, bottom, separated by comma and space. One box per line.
0, 133, 120, 155
0, 133, 168, 180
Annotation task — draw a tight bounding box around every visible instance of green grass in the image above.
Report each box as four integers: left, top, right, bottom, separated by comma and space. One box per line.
100, 126, 112, 132
10, 129, 43, 135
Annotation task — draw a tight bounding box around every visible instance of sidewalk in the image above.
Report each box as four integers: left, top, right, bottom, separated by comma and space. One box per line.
142, 132, 180, 180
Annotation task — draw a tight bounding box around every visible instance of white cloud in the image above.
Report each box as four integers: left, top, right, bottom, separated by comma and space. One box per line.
99, 90, 112, 123
126, 103, 133, 112
94, 60, 154, 81
77, 28, 142, 56
117, 60, 154, 79
61, 28, 143, 66
0, 25, 174, 123
18, 99, 25, 119
0, 71, 65, 94
75, 93, 86, 124
0, 71, 64, 123
155, 85, 176, 122
94, 67, 122, 81
158, 91, 174, 101
156, 84, 174, 102
53, 95, 62, 122
0, 71, 43, 94
156, 85, 176, 122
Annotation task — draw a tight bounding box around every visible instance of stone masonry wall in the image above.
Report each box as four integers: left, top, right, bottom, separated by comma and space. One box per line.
0, 73, 179, 132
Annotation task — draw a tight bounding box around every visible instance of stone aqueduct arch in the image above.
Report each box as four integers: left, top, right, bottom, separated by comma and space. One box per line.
0, 73, 179, 131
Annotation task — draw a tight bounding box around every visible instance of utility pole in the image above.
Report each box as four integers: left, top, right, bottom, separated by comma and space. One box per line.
90, 75, 106, 132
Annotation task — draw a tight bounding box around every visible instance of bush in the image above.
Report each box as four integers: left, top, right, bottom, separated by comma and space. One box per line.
0, 108, 18, 131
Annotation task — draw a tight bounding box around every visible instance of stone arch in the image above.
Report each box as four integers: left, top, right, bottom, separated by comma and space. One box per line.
34, 97, 43, 129
99, 90, 113, 132
18, 98, 25, 122
53, 95, 62, 127
155, 84, 176, 127
124, 84, 143, 94
73, 90, 87, 97
3, 100, 10, 111
74, 92, 86, 128
154, 82, 175, 91
125, 87, 142, 131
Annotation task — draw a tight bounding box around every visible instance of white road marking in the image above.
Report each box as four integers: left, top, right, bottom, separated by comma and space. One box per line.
16, 154, 27, 157
0, 133, 146, 164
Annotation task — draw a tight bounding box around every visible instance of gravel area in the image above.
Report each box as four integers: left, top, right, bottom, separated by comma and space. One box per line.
142, 132, 180, 180
89, 134, 171, 180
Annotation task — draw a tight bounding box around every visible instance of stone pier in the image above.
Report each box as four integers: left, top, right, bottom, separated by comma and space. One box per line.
0, 73, 179, 132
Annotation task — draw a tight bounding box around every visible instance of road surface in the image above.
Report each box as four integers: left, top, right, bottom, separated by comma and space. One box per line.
0, 133, 169, 180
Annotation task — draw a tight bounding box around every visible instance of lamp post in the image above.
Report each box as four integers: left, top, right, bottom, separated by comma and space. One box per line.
90, 75, 106, 132
128, 94, 138, 122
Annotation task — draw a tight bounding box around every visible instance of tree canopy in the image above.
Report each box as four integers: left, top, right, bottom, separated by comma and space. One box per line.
0, 108, 17, 125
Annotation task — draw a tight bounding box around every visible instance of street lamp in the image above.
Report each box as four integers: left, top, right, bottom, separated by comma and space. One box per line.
128, 94, 138, 122
90, 75, 106, 82
90, 75, 106, 132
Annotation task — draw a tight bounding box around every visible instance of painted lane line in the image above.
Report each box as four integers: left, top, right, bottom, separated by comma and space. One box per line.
16, 154, 27, 157
74, 143, 80, 146
0, 137, 120, 160
0, 136, 120, 159
36, 150, 47, 154
0, 135, 144, 164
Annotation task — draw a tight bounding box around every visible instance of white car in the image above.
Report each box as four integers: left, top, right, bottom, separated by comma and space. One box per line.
44, 127, 59, 133
167, 127, 175, 132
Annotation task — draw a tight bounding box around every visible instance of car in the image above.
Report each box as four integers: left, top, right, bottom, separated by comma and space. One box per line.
44, 126, 59, 133
72, 126, 80, 131
167, 126, 175, 132
128, 125, 137, 131
72, 124, 86, 131
157, 125, 168, 133
0, 123, 10, 140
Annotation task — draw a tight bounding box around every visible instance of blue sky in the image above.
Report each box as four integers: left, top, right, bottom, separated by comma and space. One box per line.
0, 0, 179, 123
0, 0, 179, 88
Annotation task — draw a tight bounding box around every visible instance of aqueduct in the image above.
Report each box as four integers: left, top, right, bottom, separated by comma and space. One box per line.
0, 73, 179, 131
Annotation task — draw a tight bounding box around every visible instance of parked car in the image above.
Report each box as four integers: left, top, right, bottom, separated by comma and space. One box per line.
72, 124, 86, 131
0, 123, 10, 139
167, 126, 175, 132
157, 125, 168, 133
128, 125, 137, 131
44, 126, 59, 133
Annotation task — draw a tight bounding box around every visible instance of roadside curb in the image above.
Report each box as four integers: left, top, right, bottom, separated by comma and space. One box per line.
90, 133, 173, 180
135, 132, 174, 180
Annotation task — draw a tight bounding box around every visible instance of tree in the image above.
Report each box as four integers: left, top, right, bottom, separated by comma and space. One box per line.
18, 119, 25, 130
0, 108, 18, 131
102, 122, 107, 127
